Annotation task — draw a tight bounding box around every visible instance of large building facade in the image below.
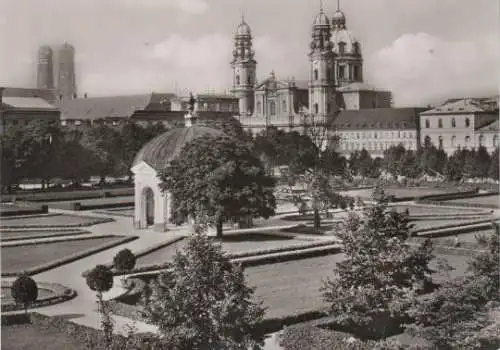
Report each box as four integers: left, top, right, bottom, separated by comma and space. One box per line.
234, 4, 392, 135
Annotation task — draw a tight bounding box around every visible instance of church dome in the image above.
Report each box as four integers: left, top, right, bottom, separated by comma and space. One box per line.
313, 11, 329, 27
133, 126, 225, 171
331, 10, 346, 28
236, 20, 252, 37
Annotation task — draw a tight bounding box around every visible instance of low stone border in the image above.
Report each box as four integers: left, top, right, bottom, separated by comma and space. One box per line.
93, 208, 134, 217
2, 235, 138, 277
1, 230, 90, 242
0, 213, 60, 221
0, 215, 114, 229
413, 218, 498, 234
1, 280, 77, 312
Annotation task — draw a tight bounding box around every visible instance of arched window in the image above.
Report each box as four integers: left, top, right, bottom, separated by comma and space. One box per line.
494, 135, 498, 147
314, 69, 319, 81
270, 101, 276, 116
425, 119, 430, 128
451, 117, 456, 128
438, 136, 443, 149
352, 43, 359, 54
247, 75, 252, 85
314, 103, 319, 114
338, 65, 345, 79
465, 118, 470, 127
353, 65, 359, 80
338, 42, 346, 54
282, 100, 287, 113
256, 101, 261, 114
236, 75, 240, 85
479, 134, 484, 146
424, 135, 431, 146
438, 118, 443, 128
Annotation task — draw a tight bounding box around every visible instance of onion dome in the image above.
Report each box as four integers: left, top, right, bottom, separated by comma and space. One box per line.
330, 9, 361, 56
133, 126, 225, 171
313, 10, 330, 27
235, 16, 252, 37
331, 10, 346, 29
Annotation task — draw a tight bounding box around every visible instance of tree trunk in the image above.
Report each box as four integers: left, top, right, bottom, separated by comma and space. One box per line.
313, 208, 321, 232
216, 218, 223, 238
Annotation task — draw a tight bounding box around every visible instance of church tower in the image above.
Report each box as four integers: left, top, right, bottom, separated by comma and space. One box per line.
330, 1, 363, 86
231, 15, 256, 116
308, 3, 337, 118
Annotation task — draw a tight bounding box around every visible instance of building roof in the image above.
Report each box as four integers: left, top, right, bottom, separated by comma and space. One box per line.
2, 97, 57, 110
59, 93, 175, 120
1, 87, 58, 104
421, 99, 489, 115
132, 125, 225, 171
477, 119, 499, 132
337, 82, 388, 93
332, 108, 425, 130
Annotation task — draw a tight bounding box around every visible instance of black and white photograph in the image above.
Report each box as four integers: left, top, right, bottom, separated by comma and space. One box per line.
0, 0, 499, 349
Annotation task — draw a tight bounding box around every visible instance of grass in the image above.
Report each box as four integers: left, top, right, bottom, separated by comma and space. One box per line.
1, 236, 126, 275
340, 187, 455, 200
0, 214, 112, 228
134, 233, 310, 268
1, 286, 55, 302
1, 230, 90, 241
442, 194, 500, 208
1, 324, 87, 350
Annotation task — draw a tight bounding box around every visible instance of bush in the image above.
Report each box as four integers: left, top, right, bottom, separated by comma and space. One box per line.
11, 274, 38, 313
113, 249, 136, 272
86, 265, 113, 293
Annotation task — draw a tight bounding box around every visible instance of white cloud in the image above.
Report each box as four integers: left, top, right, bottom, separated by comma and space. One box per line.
367, 32, 499, 106
121, 0, 209, 14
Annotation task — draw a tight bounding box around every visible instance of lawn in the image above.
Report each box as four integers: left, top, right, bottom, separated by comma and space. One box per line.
134, 233, 313, 268
0, 214, 112, 228
0, 203, 45, 216
442, 194, 500, 208
1, 324, 87, 350
1, 236, 126, 275
391, 204, 486, 216
0, 229, 89, 241
411, 218, 493, 232
340, 187, 455, 200
94, 207, 134, 217
1, 286, 55, 303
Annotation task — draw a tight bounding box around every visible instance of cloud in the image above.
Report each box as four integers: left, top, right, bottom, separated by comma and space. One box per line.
120, 0, 209, 14
367, 32, 499, 106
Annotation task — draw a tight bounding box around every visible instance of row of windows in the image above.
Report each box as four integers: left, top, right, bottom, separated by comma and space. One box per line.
425, 117, 470, 129
256, 99, 289, 116
336, 42, 360, 55
235, 75, 253, 86
341, 141, 416, 151
425, 134, 498, 149
311, 65, 360, 82
337, 122, 409, 129
340, 131, 415, 139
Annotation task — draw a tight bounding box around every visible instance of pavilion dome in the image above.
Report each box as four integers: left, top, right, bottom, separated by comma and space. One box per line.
132, 126, 225, 171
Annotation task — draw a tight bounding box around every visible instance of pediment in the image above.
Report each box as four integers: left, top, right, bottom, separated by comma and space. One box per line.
254, 78, 290, 91
131, 161, 158, 176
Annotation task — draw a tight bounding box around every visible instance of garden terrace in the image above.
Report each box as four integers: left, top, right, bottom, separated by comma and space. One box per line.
1, 235, 137, 276
0, 214, 114, 229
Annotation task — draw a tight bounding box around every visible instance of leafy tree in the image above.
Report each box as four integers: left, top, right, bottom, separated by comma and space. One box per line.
113, 249, 136, 273
11, 274, 38, 314
160, 134, 276, 237
202, 117, 252, 147
141, 232, 266, 349
488, 147, 499, 180
407, 223, 500, 349
473, 146, 491, 178
321, 188, 434, 339
86, 264, 114, 349
382, 144, 407, 176
419, 142, 447, 176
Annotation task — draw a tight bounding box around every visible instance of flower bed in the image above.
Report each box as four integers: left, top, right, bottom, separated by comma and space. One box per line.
0, 214, 114, 229
1, 281, 76, 312
2, 235, 138, 277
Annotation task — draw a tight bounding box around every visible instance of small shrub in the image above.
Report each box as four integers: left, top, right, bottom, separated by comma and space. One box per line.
86, 265, 113, 293
113, 249, 136, 272
11, 274, 38, 313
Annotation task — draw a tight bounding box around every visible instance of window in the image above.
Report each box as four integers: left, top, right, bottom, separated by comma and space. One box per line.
314, 103, 319, 114
338, 65, 345, 79
438, 136, 443, 149
438, 118, 443, 128
479, 134, 484, 146
282, 100, 287, 113
451, 136, 456, 147
425, 119, 430, 128
424, 135, 431, 146
465, 118, 470, 127
371, 100, 376, 108
353, 65, 359, 80
314, 69, 319, 81
374, 132, 378, 139
247, 75, 252, 85
256, 101, 261, 114
236, 75, 240, 85
494, 135, 498, 147
465, 136, 470, 144
403, 132, 407, 138
338, 42, 346, 54
74, 120, 82, 126
353, 43, 359, 54
270, 101, 276, 116
451, 118, 456, 128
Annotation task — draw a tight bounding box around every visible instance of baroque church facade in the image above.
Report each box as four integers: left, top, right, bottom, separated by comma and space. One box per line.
232, 4, 392, 135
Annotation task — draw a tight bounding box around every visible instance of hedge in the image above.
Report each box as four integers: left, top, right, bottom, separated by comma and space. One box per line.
1, 230, 90, 242
1, 235, 139, 277
49, 200, 134, 211
0, 205, 48, 217
412, 218, 497, 234
1, 281, 77, 312
3, 187, 134, 203
0, 215, 114, 229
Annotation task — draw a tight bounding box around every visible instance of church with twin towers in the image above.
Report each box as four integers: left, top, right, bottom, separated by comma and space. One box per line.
232, 2, 392, 134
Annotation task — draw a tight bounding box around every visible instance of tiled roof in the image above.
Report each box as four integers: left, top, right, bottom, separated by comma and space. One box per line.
332, 108, 425, 130
59, 93, 174, 120
421, 99, 487, 115
2, 97, 57, 110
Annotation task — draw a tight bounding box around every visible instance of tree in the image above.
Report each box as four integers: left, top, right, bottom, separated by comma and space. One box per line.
407, 223, 500, 349
419, 142, 447, 176
141, 232, 266, 349
160, 134, 276, 237
113, 249, 136, 273
321, 188, 435, 339
488, 147, 499, 180
11, 274, 38, 314
86, 265, 114, 349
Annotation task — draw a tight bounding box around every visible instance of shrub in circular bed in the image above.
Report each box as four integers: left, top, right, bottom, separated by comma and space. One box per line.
11, 274, 38, 313
113, 248, 136, 272
86, 265, 113, 293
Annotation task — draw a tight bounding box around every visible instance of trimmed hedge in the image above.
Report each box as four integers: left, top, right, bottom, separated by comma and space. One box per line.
412, 218, 497, 234
0, 215, 114, 229
2, 235, 139, 277
1, 230, 90, 242
1, 281, 77, 312
3, 187, 134, 203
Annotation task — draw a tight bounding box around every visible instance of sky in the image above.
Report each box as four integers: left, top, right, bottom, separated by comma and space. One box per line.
0, 0, 498, 106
